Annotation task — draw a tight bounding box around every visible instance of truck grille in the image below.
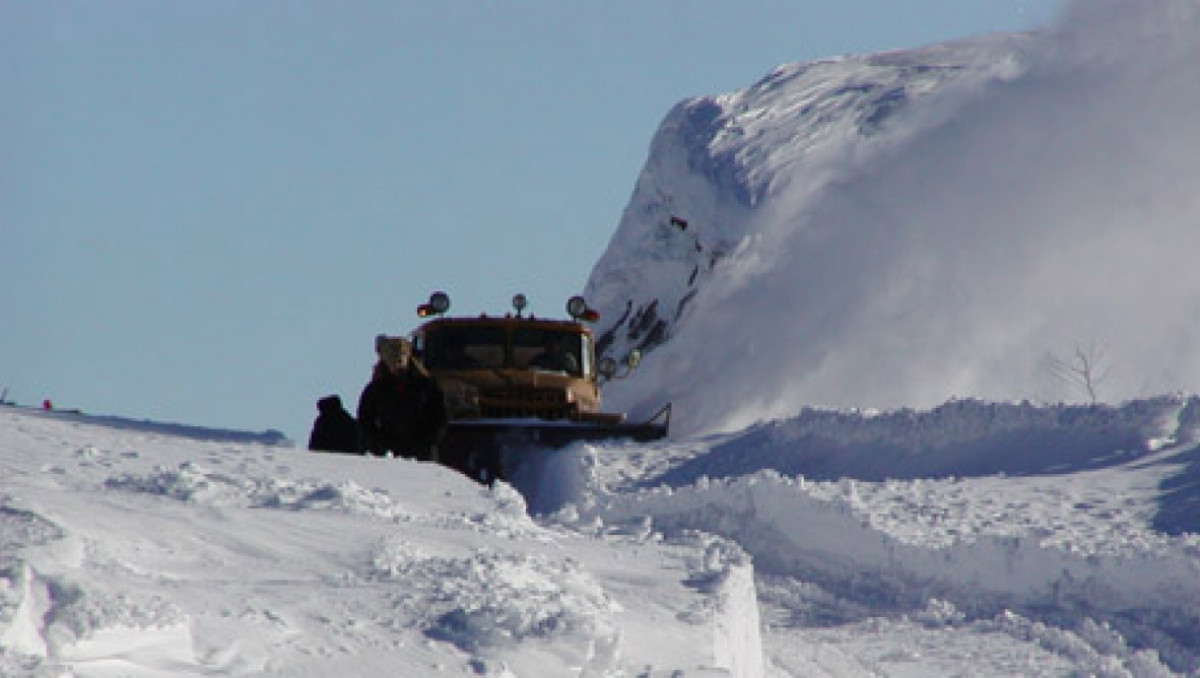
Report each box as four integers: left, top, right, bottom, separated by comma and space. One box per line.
478, 389, 575, 419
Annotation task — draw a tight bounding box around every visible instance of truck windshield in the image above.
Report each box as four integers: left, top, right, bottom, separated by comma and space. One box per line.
513, 328, 585, 377
422, 325, 588, 376
422, 327, 505, 370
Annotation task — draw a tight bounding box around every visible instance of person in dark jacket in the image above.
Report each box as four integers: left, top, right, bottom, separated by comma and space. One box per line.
308, 395, 359, 453
357, 336, 447, 461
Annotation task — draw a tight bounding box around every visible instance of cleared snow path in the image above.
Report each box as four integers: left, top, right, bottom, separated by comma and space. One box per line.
577, 396, 1200, 676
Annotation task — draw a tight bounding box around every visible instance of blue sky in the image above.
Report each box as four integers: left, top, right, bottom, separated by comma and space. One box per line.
1, 1, 1061, 442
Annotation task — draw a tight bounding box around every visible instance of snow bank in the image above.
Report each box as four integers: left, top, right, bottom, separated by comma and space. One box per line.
659, 397, 1176, 483
575, 394, 1200, 674
0, 408, 763, 677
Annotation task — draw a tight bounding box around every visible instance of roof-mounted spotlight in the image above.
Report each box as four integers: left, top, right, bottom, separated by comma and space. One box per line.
566, 295, 599, 323
418, 291, 451, 317
512, 293, 528, 317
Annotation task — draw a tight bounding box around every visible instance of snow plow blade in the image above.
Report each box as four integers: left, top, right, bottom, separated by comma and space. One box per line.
438, 404, 670, 484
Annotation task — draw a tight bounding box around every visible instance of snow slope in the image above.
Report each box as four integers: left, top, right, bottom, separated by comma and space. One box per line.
0, 406, 759, 677
5, 393, 1200, 676
587, 0, 1200, 436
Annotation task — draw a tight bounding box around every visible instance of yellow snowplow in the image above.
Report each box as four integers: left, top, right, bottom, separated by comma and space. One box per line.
408, 291, 669, 482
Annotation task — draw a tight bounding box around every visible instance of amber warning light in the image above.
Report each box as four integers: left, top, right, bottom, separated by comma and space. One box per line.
417, 291, 451, 317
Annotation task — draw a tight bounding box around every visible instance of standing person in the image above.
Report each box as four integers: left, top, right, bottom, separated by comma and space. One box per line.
357, 336, 447, 461
308, 395, 359, 453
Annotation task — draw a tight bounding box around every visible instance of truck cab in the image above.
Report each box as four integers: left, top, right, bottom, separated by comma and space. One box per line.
393, 292, 667, 483
413, 314, 622, 424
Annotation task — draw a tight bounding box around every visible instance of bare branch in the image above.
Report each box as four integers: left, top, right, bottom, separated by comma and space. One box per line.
1045, 340, 1110, 404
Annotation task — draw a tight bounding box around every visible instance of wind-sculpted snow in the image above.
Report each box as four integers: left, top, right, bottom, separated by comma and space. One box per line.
0, 506, 63, 556
369, 538, 618, 655
641, 395, 1200, 538
573, 394, 1200, 673
648, 395, 1187, 481
104, 461, 408, 519
577, 471, 1200, 673
0, 561, 191, 671
7, 391, 1200, 675
589, 0, 1200, 437
0, 408, 757, 676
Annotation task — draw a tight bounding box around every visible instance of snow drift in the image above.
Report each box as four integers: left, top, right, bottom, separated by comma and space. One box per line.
6, 391, 1200, 675
0, 406, 760, 677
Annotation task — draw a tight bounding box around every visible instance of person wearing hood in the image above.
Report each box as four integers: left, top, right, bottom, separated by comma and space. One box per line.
357, 335, 447, 461
308, 395, 359, 453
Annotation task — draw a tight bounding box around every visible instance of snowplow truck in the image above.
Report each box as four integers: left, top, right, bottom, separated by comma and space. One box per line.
400, 292, 669, 483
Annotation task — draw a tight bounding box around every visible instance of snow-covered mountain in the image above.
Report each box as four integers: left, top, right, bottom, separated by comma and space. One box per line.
586, 34, 1031, 364
587, 1, 1200, 438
